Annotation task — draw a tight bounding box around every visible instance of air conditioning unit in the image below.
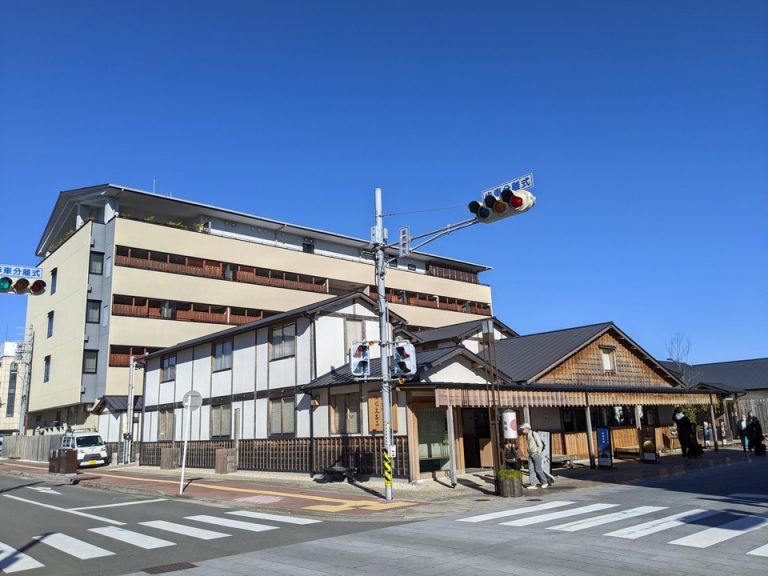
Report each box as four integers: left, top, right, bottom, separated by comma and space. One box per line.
84, 334, 89, 342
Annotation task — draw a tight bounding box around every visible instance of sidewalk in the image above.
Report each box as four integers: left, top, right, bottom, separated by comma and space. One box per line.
0, 445, 753, 522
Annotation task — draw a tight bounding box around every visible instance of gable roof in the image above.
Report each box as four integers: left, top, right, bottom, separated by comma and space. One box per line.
413, 317, 518, 344
143, 291, 402, 360
490, 322, 680, 386
689, 358, 768, 393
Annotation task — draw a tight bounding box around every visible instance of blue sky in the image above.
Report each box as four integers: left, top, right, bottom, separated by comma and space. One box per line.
1, 1, 766, 364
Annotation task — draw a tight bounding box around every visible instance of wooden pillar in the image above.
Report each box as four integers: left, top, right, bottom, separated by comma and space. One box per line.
634, 405, 643, 461
584, 393, 596, 469
709, 395, 719, 452
446, 406, 457, 487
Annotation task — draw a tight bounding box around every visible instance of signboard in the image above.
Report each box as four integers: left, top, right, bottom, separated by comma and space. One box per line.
538, 430, 552, 476
182, 390, 202, 411
480, 172, 534, 200
597, 427, 613, 468
641, 426, 659, 463
0, 264, 43, 279
502, 410, 518, 440
367, 392, 398, 433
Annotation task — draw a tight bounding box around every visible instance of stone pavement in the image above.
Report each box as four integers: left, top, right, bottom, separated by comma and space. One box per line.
0, 445, 754, 522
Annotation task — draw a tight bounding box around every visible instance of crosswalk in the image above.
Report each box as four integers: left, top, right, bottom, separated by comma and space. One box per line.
0, 510, 321, 573
458, 493, 768, 558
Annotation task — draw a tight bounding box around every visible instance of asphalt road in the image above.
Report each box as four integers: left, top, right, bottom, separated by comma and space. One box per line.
0, 475, 392, 576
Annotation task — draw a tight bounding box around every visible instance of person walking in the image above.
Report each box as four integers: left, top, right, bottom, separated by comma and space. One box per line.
738, 414, 749, 451
718, 420, 728, 445
703, 421, 711, 448
746, 412, 763, 451
673, 407, 694, 463
520, 423, 550, 488
503, 440, 521, 471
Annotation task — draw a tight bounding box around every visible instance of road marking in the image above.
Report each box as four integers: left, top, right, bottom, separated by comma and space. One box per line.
227, 510, 322, 525
27, 486, 61, 495
3, 494, 125, 525
457, 501, 575, 523
140, 520, 230, 540
71, 498, 167, 511
747, 543, 768, 557
0, 542, 45, 573
89, 527, 175, 549
500, 503, 619, 527
729, 493, 768, 501
186, 515, 279, 533
35, 532, 114, 559
605, 509, 718, 539
549, 506, 667, 532
669, 514, 768, 548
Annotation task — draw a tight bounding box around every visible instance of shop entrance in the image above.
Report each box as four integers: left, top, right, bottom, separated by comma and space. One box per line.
462, 408, 493, 469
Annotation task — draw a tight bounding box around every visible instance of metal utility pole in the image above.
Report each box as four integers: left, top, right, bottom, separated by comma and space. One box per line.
373, 187, 395, 501
123, 355, 136, 464
16, 328, 34, 435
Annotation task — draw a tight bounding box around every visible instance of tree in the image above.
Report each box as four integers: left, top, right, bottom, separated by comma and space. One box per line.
666, 333, 707, 422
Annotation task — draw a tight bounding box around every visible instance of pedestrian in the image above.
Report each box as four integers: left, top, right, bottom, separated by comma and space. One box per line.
737, 413, 749, 451
520, 423, 551, 488
673, 407, 694, 464
718, 420, 728, 445
703, 420, 711, 448
746, 412, 763, 451
503, 440, 521, 471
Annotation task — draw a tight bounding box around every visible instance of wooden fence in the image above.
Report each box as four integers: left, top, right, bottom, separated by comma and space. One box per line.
1, 435, 62, 462
138, 436, 410, 478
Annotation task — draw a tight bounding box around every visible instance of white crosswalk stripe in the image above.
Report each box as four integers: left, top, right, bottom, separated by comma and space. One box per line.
669, 514, 768, 548
140, 520, 230, 540
35, 532, 114, 559
500, 503, 619, 527
0, 542, 45, 573
186, 515, 279, 533
605, 509, 718, 539
747, 543, 768, 557
549, 506, 667, 532
457, 501, 575, 523
89, 526, 176, 549
227, 510, 322, 525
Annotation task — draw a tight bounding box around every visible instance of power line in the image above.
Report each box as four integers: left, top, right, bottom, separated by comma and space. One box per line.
383, 204, 465, 217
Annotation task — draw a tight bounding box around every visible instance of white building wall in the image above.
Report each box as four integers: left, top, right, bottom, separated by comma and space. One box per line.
241, 399, 255, 439
193, 344, 212, 398
295, 392, 312, 437
196, 405, 208, 441
269, 357, 295, 389
146, 411, 158, 442
233, 331, 256, 395
315, 315, 345, 372
211, 370, 232, 398
312, 389, 329, 437
97, 413, 121, 442
255, 397, 268, 437
424, 359, 487, 384
296, 318, 311, 385
174, 348, 195, 402
144, 358, 161, 406
255, 328, 269, 392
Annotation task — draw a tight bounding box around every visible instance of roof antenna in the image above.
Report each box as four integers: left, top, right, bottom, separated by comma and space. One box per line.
152, 178, 156, 193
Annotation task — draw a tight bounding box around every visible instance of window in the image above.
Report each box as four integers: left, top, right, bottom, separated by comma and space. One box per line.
89, 251, 104, 275
331, 392, 361, 434
600, 347, 616, 372
161, 355, 176, 382
388, 259, 398, 268
270, 323, 295, 360
344, 320, 363, 356
210, 404, 232, 439
47, 311, 54, 337
269, 397, 295, 435
158, 409, 175, 441
43, 356, 51, 382
6, 363, 17, 417
86, 300, 101, 323
50, 268, 58, 294
407, 264, 417, 271
83, 350, 98, 374
212, 339, 233, 371
302, 242, 314, 254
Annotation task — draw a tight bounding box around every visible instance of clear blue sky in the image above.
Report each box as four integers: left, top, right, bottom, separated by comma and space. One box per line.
1, 1, 766, 364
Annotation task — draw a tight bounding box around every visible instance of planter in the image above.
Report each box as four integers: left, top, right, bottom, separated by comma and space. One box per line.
498, 477, 524, 497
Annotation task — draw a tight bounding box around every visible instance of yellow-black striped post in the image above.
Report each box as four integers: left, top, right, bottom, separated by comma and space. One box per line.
383, 447, 393, 491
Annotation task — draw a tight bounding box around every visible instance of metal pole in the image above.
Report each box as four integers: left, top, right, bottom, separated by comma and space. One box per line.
374, 187, 394, 501
179, 404, 192, 495
124, 355, 135, 464
446, 405, 457, 487
584, 392, 596, 469
709, 395, 719, 452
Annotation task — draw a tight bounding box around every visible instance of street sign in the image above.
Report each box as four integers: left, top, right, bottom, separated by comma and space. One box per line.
0, 264, 44, 279
398, 227, 410, 257
480, 172, 534, 201
182, 390, 202, 411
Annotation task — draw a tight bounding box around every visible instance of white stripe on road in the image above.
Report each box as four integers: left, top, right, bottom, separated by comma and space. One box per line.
186, 515, 278, 533
227, 511, 322, 525
71, 498, 167, 511
500, 503, 618, 527
140, 520, 230, 540
3, 494, 125, 525
747, 543, 768, 557
605, 509, 718, 539
457, 501, 575, 523
89, 526, 175, 549
729, 493, 768, 501
0, 542, 45, 573
35, 532, 114, 559
669, 514, 768, 548
549, 506, 667, 532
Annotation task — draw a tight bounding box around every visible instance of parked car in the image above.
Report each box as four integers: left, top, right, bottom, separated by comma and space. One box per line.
60, 430, 110, 467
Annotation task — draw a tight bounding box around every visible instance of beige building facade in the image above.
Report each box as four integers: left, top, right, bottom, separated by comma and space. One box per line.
25, 184, 493, 430
0, 342, 22, 434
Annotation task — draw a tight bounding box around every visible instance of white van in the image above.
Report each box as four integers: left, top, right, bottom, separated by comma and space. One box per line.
61, 430, 110, 467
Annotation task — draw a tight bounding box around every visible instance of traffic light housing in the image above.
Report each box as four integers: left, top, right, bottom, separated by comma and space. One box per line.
468, 186, 536, 224
349, 341, 371, 379
392, 340, 416, 379
0, 277, 46, 295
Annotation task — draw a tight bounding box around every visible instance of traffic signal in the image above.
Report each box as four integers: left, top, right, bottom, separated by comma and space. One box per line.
0, 276, 47, 295
349, 341, 370, 379
468, 187, 536, 223
392, 340, 416, 379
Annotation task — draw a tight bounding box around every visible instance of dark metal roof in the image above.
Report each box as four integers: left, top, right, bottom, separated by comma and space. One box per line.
413, 317, 518, 344
690, 358, 768, 392
93, 395, 143, 414
488, 322, 615, 382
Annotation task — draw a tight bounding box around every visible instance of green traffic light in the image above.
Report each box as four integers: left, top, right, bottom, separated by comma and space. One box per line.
0, 277, 13, 292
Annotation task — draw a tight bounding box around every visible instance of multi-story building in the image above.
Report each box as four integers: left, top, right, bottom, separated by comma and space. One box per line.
0, 342, 22, 434
25, 184, 493, 430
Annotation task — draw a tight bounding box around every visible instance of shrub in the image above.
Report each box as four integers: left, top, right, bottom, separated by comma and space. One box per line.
497, 468, 523, 481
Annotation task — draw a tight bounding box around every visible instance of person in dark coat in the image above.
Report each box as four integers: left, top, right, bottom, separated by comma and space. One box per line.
673, 407, 695, 463
503, 440, 521, 470
746, 412, 763, 450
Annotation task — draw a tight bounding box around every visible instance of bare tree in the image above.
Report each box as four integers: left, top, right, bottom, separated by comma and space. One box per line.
665, 332, 701, 390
